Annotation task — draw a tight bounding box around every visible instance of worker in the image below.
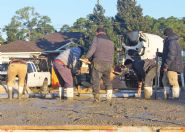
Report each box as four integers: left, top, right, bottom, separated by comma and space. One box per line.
7, 59, 27, 99
53, 46, 84, 99
82, 27, 115, 103
124, 59, 156, 99
161, 28, 183, 99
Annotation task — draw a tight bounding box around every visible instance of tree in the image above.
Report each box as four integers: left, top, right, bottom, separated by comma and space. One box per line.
3, 16, 21, 42
69, 17, 96, 48
60, 24, 71, 32
115, 0, 144, 33
88, 0, 106, 25
141, 15, 155, 33
0, 30, 5, 44
149, 17, 185, 49
3, 6, 55, 42
87, 1, 118, 44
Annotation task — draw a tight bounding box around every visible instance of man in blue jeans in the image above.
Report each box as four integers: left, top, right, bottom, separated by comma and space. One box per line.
83, 27, 115, 102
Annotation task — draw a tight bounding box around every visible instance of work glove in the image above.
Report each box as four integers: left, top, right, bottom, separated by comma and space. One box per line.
80, 55, 87, 59
80, 55, 91, 64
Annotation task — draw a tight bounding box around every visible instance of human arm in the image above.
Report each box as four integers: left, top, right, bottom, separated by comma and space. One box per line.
163, 40, 177, 70
85, 37, 98, 59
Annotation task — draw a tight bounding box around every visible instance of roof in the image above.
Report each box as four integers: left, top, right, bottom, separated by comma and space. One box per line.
0, 40, 42, 53
42, 32, 66, 44
0, 32, 84, 53
36, 39, 73, 51
36, 32, 84, 51
41, 32, 84, 43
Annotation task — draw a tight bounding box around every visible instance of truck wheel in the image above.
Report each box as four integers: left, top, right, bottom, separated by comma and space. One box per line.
42, 78, 48, 94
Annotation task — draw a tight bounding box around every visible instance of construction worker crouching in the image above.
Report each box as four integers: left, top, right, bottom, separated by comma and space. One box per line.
7, 59, 27, 99
53, 46, 84, 100
124, 59, 157, 99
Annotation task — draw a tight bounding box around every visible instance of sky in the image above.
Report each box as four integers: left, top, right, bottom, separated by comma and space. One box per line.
0, 0, 184, 31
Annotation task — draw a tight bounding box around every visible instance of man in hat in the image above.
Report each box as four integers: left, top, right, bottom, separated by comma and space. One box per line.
83, 27, 115, 102
162, 28, 183, 99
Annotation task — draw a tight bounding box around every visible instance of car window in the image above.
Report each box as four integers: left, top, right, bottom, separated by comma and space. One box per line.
32, 63, 37, 72
38, 59, 48, 72
27, 63, 34, 73
0, 63, 8, 71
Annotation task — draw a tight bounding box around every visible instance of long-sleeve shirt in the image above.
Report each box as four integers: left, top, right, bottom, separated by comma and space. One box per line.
86, 35, 114, 64
56, 47, 81, 68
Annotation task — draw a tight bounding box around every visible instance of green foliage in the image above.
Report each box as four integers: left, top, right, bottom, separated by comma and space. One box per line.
145, 16, 185, 49
0, 30, 4, 44
60, 24, 70, 32
63, 2, 117, 50
114, 0, 185, 50
2, 1, 185, 51
115, 0, 144, 32
3, 6, 55, 42
88, 2, 106, 25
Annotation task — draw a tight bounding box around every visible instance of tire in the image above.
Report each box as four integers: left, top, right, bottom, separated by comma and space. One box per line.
42, 78, 48, 94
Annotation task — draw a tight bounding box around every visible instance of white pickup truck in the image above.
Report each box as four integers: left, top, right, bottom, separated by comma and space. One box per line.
26, 61, 51, 89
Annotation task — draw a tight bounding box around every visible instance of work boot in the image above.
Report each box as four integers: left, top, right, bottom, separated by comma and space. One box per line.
66, 87, 74, 100
93, 94, 100, 103
59, 87, 63, 100
106, 90, 113, 106
144, 86, 153, 99
106, 90, 113, 101
172, 87, 180, 99
164, 87, 170, 99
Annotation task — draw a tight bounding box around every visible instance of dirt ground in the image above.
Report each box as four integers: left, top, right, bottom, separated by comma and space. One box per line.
0, 88, 185, 127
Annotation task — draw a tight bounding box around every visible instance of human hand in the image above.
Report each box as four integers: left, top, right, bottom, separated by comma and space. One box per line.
79, 58, 91, 64
80, 55, 87, 59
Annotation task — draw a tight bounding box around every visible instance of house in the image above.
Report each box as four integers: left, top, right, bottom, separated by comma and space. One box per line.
0, 40, 42, 63
0, 32, 85, 87
0, 32, 84, 63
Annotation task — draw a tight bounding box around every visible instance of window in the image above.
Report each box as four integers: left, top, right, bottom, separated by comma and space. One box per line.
0, 63, 8, 72
27, 63, 34, 73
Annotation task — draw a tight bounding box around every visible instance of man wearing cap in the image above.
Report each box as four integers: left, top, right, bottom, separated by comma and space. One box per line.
162, 28, 183, 99
83, 27, 115, 102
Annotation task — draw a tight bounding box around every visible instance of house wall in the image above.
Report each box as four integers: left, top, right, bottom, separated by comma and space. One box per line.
0, 52, 41, 64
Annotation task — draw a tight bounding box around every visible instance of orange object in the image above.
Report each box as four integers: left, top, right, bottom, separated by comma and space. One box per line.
51, 67, 60, 88
182, 127, 185, 132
